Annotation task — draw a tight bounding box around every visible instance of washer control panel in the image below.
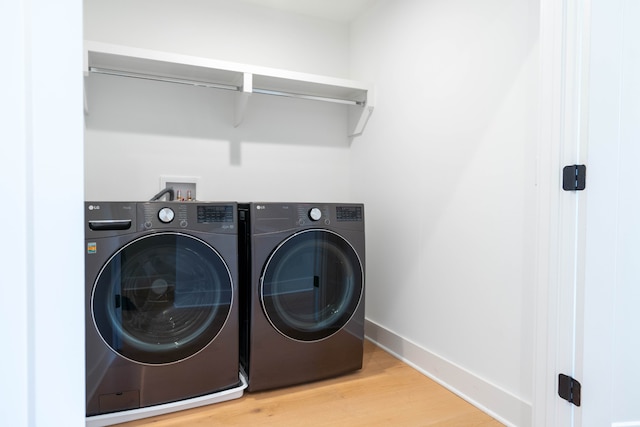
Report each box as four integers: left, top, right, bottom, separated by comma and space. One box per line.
143, 204, 186, 229
138, 202, 236, 232
158, 207, 175, 223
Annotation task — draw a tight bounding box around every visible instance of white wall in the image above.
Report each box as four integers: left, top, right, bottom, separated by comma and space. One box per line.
84, 0, 354, 202
84, 0, 350, 77
1, 1, 29, 423
1, 0, 85, 426
350, 1, 539, 425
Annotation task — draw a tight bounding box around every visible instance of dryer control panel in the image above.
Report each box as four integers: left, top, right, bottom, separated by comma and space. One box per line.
295, 204, 364, 226
297, 205, 331, 226
336, 206, 363, 222
248, 203, 364, 234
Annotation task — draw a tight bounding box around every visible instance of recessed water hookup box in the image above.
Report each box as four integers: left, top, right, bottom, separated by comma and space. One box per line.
159, 176, 200, 201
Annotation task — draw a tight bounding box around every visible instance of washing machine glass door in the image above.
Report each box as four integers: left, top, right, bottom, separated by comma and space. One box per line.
261, 229, 363, 342
92, 232, 233, 364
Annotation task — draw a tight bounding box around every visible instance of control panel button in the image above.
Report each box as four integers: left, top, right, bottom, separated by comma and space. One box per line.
308, 207, 322, 221
158, 207, 175, 223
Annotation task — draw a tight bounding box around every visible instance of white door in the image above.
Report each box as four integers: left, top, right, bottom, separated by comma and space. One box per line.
576, 0, 640, 425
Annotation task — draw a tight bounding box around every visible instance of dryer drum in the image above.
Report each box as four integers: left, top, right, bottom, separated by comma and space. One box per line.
260, 229, 363, 342
92, 232, 233, 365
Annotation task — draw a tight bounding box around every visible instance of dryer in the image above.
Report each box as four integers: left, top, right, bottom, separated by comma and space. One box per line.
239, 202, 365, 392
85, 201, 240, 417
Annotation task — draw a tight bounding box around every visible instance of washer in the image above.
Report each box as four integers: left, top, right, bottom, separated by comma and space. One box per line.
239, 202, 365, 392
85, 201, 239, 416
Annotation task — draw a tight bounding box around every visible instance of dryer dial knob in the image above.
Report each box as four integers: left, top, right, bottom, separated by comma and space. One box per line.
308, 207, 322, 221
158, 207, 175, 223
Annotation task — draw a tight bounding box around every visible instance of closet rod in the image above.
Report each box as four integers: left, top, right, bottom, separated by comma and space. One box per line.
252, 88, 364, 106
89, 67, 240, 91
89, 67, 365, 106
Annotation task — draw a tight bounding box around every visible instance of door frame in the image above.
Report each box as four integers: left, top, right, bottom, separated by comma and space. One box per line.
534, 0, 591, 425
578, 0, 633, 425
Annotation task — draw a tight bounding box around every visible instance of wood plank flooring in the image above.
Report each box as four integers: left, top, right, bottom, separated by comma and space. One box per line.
116, 340, 504, 426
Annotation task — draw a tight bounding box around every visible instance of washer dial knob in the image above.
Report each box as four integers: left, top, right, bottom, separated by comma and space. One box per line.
158, 207, 175, 223
308, 207, 322, 221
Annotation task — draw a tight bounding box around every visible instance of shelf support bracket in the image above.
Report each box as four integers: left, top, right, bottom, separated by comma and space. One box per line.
348, 104, 374, 138
348, 85, 375, 137
83, 78, 89, 116
234, 72, 253, 127
83, 46, 90, 115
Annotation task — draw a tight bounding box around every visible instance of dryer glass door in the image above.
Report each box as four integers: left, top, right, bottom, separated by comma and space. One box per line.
92, 233, 233, 364
261, 229, 363, 342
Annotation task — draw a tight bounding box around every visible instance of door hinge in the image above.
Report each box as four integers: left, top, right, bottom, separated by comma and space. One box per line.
558, 374, 582, 406
562, 165, 586, 191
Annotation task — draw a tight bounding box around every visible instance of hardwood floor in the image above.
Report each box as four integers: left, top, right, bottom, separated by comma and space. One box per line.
116, 340, 503, 426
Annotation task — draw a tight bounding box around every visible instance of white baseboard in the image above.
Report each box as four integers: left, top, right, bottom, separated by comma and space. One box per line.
364, 318, 532, 427
612, 422, 640, 427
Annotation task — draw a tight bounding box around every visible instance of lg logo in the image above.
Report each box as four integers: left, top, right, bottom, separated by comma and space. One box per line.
88, 205, 101, 211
